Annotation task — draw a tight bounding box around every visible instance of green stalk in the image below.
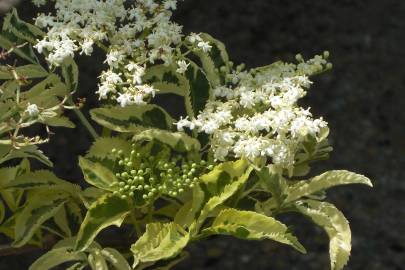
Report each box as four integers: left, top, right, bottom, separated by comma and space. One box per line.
67, 99, 99, 140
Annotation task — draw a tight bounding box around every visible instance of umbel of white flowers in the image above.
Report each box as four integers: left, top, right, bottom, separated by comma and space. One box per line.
32, 0, 211, 107
176, 54, 330, 169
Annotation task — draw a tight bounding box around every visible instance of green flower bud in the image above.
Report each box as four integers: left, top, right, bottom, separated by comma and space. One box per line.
121, 195, 127, 199
142, 194, 148, 199
119, 182, 125, 187
129, 191, 134, 196
130, 186, 136, 191
118, 150, 123, 155
111, 148, 117, 154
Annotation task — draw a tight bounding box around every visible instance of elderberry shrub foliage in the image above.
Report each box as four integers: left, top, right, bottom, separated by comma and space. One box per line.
0, 2, 372, 270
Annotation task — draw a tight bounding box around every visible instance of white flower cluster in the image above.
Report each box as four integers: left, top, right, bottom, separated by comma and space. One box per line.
176, 55, 330, 169
32, 0, 211, 106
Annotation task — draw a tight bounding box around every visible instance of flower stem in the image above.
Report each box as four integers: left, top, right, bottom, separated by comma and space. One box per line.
67, 99, 99, 140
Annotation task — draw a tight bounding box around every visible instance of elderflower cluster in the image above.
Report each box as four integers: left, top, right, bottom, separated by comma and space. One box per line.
32, 0, 211, 106
176, 54, 331, 169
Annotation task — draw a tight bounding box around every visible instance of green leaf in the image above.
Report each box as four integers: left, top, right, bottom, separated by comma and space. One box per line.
174, 185, 205, 228
143, 62, 211, 117
295, 200, 351, 270
29, 247, 87, 270
101, 248, 131, 270
256, 165, 287, 208
0, 200, 5, 224
0, 166, 20, 211
90, 104, 175, 132
0, 145, 52, 167
13, 191, 68, 247
0, 64, 48, 80
61, 57, 79, 90
2, 9, 44, 44
202, 208, 306, 253
75, 194, 131, 251
285, 170, 372, 203
200, 159, 250, 196
88, 250, 108, 270
192, 161, 252, 234
54, 205, 72, 237
79, 157, 119, 191
192, 33, 230, 87
184, 61, 211, 116
143, 64, 194, 117
0, 32, 38, 64
2, 170, 74, 191
131, 222, 189, 264
86, 137, 132, 161
133, 129, 200, 152
43, 116, 75, 128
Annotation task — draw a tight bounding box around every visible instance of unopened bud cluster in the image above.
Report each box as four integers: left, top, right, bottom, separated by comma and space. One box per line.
111, 144, 214, 202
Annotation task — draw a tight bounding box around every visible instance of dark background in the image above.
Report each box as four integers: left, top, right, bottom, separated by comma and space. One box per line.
2, 0, 405, 269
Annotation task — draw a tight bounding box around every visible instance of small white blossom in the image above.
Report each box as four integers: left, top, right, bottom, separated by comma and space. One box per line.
176, 60, 189, 74
26, 104, 39, 116
117, 93, 133, 107
197, 41, 212, 52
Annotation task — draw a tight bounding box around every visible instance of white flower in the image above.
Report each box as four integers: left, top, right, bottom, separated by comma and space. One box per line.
188, 33, 202, 43
137, 84, 156, 97
197, 41, 212, 52
176, 60, 189, 74
117, 93, 133, 107
97, 83, 115, 98
26, 104, 39, 116
175, 116, 191, 131
239, 90, 256, 108
133, 93, 146, 105
80, 39, 94, 55
105, 50, 125, 68
163, 0, 177, 10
